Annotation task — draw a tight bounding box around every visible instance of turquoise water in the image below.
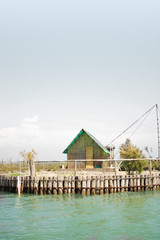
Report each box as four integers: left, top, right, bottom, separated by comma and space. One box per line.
0, 191, 160, 240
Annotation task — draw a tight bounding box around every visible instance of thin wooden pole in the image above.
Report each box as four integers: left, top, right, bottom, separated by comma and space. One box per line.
156, 104, 160, 167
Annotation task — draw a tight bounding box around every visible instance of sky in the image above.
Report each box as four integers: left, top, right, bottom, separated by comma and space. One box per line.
0, 0, 160, 161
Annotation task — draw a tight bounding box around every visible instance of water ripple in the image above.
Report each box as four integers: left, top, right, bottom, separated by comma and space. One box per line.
0, 191, 160, 240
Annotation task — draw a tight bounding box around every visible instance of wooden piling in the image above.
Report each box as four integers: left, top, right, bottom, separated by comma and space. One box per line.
152, 174, 156, 191
108, 176, 113, 193
148, 175, 152, 190
53, 177, 57, 195
96, 177, 100, 195
43, 177, 47, 194
120, 176, 124, 193
144, 175, 148, 191
30, 177, 34, 194
68, 176, 71, 194
100, 176, 104, 195
39, 177, 43, 195
47, 177, 52, 194
137, 175, 141, 192
156, 174, 160, 190
1, 174, 160, 195
34, 178, 38, 194
116, 175, 120, 193
113, 176, 117, 193
86, 176, 91, 195
71, 176, 75, 194
104, 176, 108, 194
125, 175, 128, 192
26, 176, 30, 193
58, 177, 63, 194
91, 177, 96, 195
133, 175, 137, 192
82, 176, 86, 195
63, 176, 68, 194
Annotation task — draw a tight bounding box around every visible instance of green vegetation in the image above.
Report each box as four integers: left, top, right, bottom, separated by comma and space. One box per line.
0, 159, 67, 174
0, 159, 20, 174
36, 163, 67, 172
120, 139, 148, 174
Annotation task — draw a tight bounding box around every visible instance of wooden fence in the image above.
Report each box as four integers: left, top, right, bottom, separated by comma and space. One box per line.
0, 174, 160, 195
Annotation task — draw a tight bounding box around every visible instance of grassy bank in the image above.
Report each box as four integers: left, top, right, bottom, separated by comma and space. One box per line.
0, 161, 67, 174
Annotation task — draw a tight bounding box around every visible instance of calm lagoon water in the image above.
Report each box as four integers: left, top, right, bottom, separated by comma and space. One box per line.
0, 191, 160, 240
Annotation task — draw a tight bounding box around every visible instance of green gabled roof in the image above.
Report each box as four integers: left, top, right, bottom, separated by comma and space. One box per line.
63, 129, 110, 155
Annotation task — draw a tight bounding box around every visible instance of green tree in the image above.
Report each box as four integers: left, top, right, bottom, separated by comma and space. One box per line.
120, 139, 147, 174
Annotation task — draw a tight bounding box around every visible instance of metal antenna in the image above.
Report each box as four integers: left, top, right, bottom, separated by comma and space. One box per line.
156, 104, 160, 159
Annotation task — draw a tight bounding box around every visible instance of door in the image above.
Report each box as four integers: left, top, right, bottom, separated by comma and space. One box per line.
86, 146, 93, 169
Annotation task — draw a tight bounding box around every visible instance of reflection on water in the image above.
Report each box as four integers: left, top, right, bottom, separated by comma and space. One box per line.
0, 191, 160, 240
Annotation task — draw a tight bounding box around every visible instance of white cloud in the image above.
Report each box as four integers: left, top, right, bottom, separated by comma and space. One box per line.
22, 116, 39, 124
0, 116, 68, 161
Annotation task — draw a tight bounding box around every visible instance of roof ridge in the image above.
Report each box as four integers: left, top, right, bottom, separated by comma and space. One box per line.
63, 129, 110, 155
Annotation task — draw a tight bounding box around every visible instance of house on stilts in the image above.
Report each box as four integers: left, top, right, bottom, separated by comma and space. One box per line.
63, 129, 115, 170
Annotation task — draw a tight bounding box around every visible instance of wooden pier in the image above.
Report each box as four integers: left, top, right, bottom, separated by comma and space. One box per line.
0, 174, 160, 195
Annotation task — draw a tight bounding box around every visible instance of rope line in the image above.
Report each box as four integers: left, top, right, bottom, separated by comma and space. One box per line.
107, 104, 156, 146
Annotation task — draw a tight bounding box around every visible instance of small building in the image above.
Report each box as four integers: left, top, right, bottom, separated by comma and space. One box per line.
63, 129, 111, 169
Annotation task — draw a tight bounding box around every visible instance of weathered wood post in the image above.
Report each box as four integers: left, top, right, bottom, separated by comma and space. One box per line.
125, 175, 128, 192
109, 176, 113, 193
86, 176, 91, 195
0, 175, 2, 191
133, 175, 137, 192
104, 176, 109, 194
71, 176, 75, 194
82, 176, 86, 195
10, 177, 13, 192
10, 176, 13, 192
75, 176, 81, 194
117, 175, 120, 193
30, 176, 34, 194
20, 176, 24, 193
5, 176, 8, 192
96, 177, 100, 195
148, 174, 152, 190
33, 178, 38, 194
15, 177, 18, 193
144, 175, 148, 191
100, 176, 104, 195
152, 174, 156, 191
137, 175, 140, 192
3, 176, 6, 192
16, 176, 20, 194
68, 176, 71, 194
58, 176, 63, 194
140, 175, 144, 191
26, 176, 30, 193
53, 177, 57, 195
112, 176, 116, 193
63, 176, 68, 194
120, 176, 124, 193
43, 177, 47, 194
39, 177, 43, 195
77, 177, 82, 194
91, 177, 96, 195
12, 176, 16, 193
156, 174, 160, 190
23, 176, 26, 193
47, 177, 52, 194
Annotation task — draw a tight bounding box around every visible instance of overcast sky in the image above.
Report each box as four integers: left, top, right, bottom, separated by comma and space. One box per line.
0, 0, 160, 161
